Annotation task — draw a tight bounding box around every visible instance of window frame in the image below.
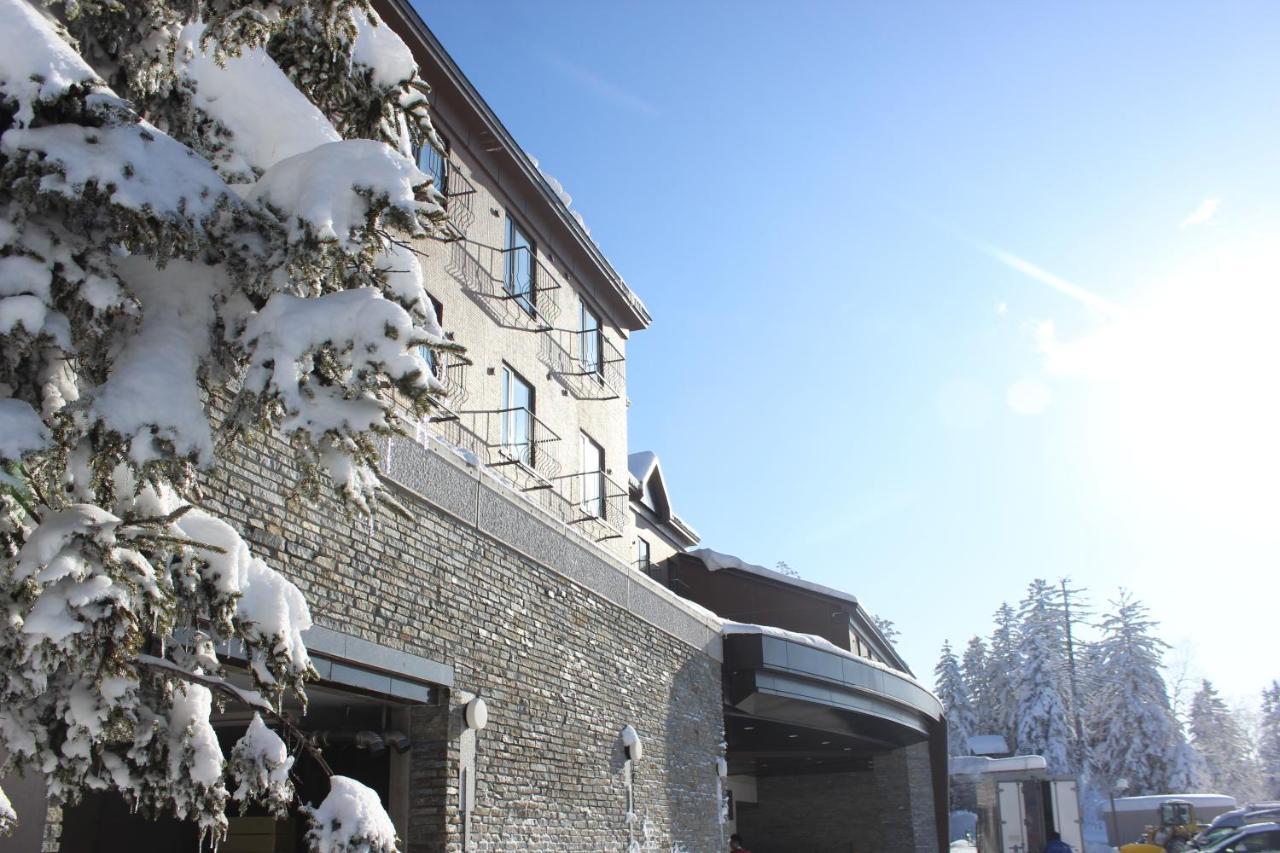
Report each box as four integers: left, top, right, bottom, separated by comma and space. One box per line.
579, 431, 606, 519
500, 364, 535, 467
416, 134, 450, 198
578, 300, 603, 378
504, 215, 537, 317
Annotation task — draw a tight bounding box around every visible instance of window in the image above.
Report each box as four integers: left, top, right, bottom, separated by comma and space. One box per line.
504, 216, 536, 316
500, 366, 534, 466
578, 301, 602, 377
636, 537, 650, 571
419, 294, 445, 378
417, 136, 449, 196
579, 432, 605, 518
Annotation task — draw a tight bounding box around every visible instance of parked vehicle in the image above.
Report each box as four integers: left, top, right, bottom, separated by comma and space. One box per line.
1195, 808, 1280, 849
1197, 821, 1280, 853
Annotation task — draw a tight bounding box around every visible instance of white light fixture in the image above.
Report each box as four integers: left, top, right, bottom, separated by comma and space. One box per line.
621, 725, 643, 762
465, 697, 489, 731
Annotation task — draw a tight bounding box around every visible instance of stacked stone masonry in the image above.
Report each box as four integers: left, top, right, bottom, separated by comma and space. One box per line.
202, 427, 726, 852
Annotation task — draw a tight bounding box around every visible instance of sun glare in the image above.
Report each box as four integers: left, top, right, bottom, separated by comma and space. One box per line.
1042, 242, 1280, 534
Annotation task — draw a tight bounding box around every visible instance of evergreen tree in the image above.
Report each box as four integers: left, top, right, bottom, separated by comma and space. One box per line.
988, 602, 1022, 751
1261, 682, 1280, 800
962, 635, 994, 735
0, 0, 453, 848
935, 641, 978, 756
1014, 580, 1073, 773
1085, 591, 1189, 794
1190, 680, 1259, 800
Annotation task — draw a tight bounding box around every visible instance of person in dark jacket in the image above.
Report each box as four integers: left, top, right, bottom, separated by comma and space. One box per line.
1044, 830, 1072, 853
729, 834, 752, 852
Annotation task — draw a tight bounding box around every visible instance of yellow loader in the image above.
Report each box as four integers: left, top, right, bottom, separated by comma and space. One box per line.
1120, 799, 1199, 853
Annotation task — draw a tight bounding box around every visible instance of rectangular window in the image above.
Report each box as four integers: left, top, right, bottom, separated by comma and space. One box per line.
636, 537, 650, 571
500, 365, 534, 466
578, 301, 601, 377
417, 138, 450, 197
504, 216, 536, 316
579, 432, 605, 518
419, 294, 445, 378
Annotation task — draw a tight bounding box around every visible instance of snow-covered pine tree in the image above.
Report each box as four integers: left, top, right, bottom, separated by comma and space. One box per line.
1261, 681, 1280, 800
988, 602, 1021, 752
1085, 591, 1189, 794
935, 641, 977, 756
0, 0, 454, 848
962, 635, 993, 736
1190, 680, 1260, 801
1014, 580, 1073, 773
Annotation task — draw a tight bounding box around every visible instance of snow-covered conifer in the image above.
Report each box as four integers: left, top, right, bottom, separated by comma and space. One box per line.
988, 603, 1022, 751
962, 635, 993, 735
1190, 680, 1259, 800
0, 0, 453, 846
1261, 681, 1280, 800
1014, 581, 1072, 773
1085, 591, 1188, 794
935, 641, 978, 755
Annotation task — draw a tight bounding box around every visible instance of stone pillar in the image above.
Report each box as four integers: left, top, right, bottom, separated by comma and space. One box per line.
407, 695, 455, 853
875, 742, 940, 853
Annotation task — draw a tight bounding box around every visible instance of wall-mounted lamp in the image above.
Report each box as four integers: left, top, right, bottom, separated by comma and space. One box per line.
465, 697, 489, 731
621, 725, 643, 762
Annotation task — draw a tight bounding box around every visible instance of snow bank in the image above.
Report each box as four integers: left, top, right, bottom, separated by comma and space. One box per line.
176, 23, 341, 177
0, 0, 102, 126
305, 775, 398, 853
0, 398, 49, 460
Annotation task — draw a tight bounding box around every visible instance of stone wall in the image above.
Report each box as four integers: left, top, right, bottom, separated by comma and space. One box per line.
735, 770, 882, 853
203, 430, 727, 852
731, 743, 940, 853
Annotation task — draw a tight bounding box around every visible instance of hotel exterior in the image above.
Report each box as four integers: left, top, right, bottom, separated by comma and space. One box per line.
0, 3, 947, 851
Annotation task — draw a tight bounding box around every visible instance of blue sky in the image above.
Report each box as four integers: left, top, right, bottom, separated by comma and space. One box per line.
418, 2, 1280, 703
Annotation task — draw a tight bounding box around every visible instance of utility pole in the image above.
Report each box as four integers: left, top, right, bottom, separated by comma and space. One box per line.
1061, 577, 1086, 774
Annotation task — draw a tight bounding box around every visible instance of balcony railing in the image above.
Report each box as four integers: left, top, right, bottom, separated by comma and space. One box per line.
419, 345, 471, 413
539, 328, 625, 401
440, 166, 476, 235
447, 241, 560, 331
416, 415, 630, 543
548, 469, 628, 540
438, 406, 562, 489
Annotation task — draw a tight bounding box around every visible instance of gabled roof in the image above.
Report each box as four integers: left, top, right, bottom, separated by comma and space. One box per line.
628, 451, 699, 546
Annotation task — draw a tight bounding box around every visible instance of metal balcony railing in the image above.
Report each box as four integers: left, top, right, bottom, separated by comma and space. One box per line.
539, 328, 625, 401
444, 406, 562, 489
446, 241, 560, 332
549, 469, 628, 540
419, 345, 471, 413
441, 167, 476, 235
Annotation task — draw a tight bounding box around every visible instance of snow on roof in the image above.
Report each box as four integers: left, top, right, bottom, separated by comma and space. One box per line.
721, 621, 927, 691
1108, 794, 1237, 813
949, 755, 1047, 777
967, 734, 1010, 755
690, 548, 860, 607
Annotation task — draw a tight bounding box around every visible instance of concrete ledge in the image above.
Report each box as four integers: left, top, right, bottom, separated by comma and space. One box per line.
381, 433, 724, 660
303, 624, 455, 689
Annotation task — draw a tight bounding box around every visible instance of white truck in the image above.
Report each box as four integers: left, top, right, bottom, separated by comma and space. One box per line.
951, 754, 1085, 853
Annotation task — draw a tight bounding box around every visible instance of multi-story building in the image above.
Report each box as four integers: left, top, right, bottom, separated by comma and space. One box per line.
1, 3, 947, 852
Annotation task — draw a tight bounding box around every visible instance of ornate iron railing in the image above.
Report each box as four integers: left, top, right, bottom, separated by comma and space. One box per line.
447, 241, 560, 331
539, 327, 625, 401
548, 469, 628, 540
